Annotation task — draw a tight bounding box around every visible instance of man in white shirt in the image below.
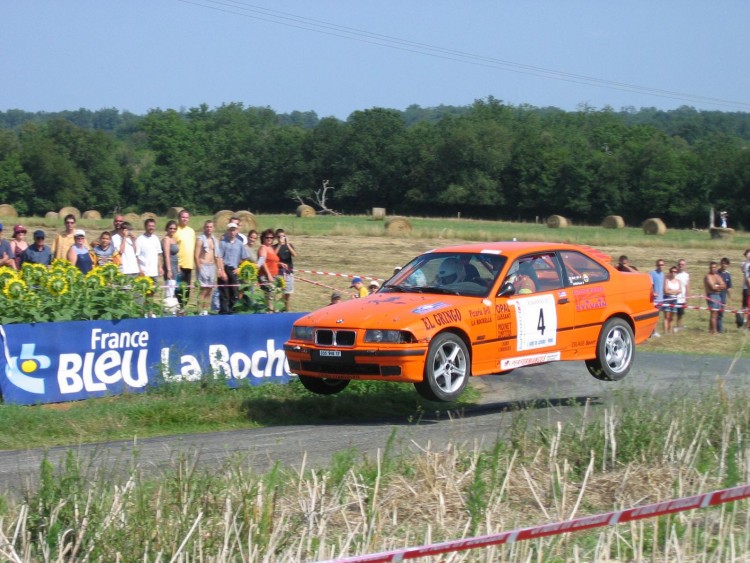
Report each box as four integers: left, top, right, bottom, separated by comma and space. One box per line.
675, 258, 689, 331
111, 221, 139, 277
136, 218, 163, 284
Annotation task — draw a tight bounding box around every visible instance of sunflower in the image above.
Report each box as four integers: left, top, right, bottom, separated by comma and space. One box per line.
0, 267, 17, 290
20, 263, 48, 286
97, 263, 121, 283
274, 275, 286, 290
132, 275, 155, 295
46, 274, 70, 297
2, 277, 28, 299
51, 258, 73, 270
84, 270, 107, 288
238, 260, 259, 283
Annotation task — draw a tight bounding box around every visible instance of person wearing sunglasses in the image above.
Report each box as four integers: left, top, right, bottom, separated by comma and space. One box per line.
52, 213, 77, 260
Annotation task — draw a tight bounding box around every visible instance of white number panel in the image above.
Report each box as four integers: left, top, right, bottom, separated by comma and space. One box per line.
510, 294, 557, 351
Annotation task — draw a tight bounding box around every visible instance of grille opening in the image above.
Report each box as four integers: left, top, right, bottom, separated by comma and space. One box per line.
315, 329, 356, 347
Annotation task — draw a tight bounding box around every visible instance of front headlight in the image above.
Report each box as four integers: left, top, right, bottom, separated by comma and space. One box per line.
292, 326, 314, 341
364, 330, 410, 343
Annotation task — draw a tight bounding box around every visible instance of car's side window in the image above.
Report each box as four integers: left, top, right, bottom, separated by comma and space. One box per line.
560, 251, 610, 286
504, 253, 563, 294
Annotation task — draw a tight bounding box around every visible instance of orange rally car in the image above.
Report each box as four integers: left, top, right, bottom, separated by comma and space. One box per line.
284, 242, 659, 402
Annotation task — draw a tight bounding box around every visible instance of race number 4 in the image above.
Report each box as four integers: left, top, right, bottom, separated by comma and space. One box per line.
510, 294, 557, 351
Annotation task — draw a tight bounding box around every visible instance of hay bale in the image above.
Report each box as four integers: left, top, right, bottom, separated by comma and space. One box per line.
371, 207, 386, 220
59, 206, 81, 219
601, 215, 625, 229
546, 215, 569, 228
710, 227, 734, 240
123, 212, 141, 225
234, 210, 257, 232
213, 210, 235, 231
45, 211, 59, 221
642, 218, 667, 235
296, 204, 316, 218
82, 210, 102, 220
0, 204, 18, 218
141, 212, 158, 223
166, 206, 184, 219
385, 216, 412, 235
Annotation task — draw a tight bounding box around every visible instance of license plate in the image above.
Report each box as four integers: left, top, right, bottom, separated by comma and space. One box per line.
319, 350, 341, 357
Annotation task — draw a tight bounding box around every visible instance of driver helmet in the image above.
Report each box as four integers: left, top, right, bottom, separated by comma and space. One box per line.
436, 257, 465, 285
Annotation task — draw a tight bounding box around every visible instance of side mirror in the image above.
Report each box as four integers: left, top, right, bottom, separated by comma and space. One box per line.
497, 281, 515, 297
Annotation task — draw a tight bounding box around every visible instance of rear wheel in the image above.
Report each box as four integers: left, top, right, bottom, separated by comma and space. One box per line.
298, 375, 350, 395
586, 318, 634, 381
414, 333, 470, 401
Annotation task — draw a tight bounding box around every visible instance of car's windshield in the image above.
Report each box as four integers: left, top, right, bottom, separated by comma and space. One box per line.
384, 252, 507, 297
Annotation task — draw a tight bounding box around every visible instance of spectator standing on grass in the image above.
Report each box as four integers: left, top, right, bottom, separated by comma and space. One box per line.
91, 231, 119, 266
136, 218, 163, 285
675, 258, 689, 332
112, 222, 139, 278
51, 214, 77, 260
704, 261, 726, 335
0, 223, 13, 269
742, 249, 750, 327
195, 220, 219, 316
350, 276, 368, 298
9, 225, 28, 270
718, 257, 732, 334
216, 222, 250, 314
616, 255, 638, 272
663, 266, 681, 335
67, 229, 93, 274
162, 220, 179, 288
273, 228, 297, 312
257, 228, 285, 312
246, 229, 259, 262
649, 259, 666, 337
174, 209, 196, 307
368, 280, 380, 294
222, 216, 248, 245
20, 230, 52, 266
329, 291, 342, 305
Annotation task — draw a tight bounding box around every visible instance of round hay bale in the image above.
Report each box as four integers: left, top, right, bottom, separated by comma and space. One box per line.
166, 206, 184, 219
385, 216, 412, 235
601, 215, 625, 229
642, 218, 667, 235
710, 227, 735, 240
213, 210, 236, 232
546, 215, 569, 228
82, 210, 102, 220
234, 210, 257, 232
45, 211, 59, 221
296, 204, 316, 218
0, 204, 18, 218
59, 206, 81, 219
123, 212, 141, 225
140, 212, 158, 223
371, 207, 386, 220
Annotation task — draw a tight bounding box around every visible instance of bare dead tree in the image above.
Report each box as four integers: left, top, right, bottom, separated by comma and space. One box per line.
292, 180, 341, 215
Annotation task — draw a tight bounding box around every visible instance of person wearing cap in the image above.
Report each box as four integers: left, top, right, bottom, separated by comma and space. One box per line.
216, 221, 250, 314
9, 225, 29, 270
195, 220, 219, 315
67, 229, 94, 274
329, 291, 342, 306
20, 230, 52, 267
0, 223, 13, 269
368, 280, 380, 295
351, 276, 368, 298
52, 213, 77, 260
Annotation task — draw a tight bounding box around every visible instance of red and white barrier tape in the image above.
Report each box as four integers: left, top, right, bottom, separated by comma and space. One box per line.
296, 269, 382, 282
319, 484, 750, 563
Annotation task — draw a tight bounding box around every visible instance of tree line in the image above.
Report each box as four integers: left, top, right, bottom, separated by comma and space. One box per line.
1, 98, 749, 229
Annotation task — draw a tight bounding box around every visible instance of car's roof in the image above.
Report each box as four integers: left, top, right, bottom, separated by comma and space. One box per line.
424, 241, 612, 264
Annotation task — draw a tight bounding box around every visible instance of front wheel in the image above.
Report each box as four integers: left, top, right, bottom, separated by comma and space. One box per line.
586, 318, 634, 381
298, 375, 350, 395
414, 333, 470, 401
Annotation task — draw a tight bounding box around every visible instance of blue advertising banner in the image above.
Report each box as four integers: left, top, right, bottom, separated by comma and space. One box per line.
0, 313, 305, 406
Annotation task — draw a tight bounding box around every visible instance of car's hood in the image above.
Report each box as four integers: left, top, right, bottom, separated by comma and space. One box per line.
299, 292, 480, 329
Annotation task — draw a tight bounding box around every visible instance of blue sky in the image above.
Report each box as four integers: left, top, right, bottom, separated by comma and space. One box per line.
3, 1, 749, 119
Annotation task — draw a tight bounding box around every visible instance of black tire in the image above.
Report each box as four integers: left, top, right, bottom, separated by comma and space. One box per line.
414, 332, 470, 401
586, 318, 634, 381
298, 375, 350, 395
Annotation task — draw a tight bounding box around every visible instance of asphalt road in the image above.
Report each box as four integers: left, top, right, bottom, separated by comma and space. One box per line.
1, 352, 748, 496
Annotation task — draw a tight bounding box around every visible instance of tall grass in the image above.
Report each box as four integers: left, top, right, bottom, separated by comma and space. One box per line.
1, 387, 748, 561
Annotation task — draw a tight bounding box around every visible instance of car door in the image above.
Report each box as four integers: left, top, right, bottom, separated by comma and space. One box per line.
495, 252, 574, 370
